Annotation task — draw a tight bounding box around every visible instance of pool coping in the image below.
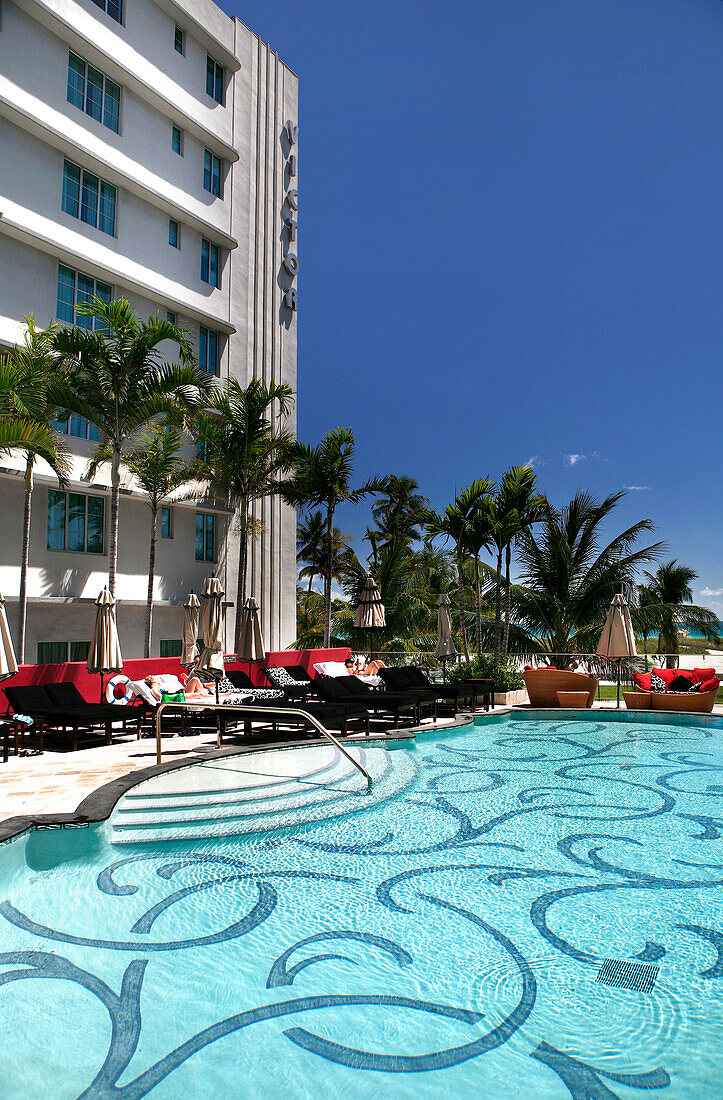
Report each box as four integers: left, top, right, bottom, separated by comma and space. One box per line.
3, 702, 719, 846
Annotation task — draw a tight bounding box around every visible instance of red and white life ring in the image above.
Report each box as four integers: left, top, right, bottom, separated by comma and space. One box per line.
107, 674, 133, 705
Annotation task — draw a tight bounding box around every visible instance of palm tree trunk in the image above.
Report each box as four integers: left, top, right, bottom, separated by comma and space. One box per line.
503, 544, 512, 656
233, 497, 250, 652
474, 552, 482, 656
493, 547, 503, 665
324, 505, 334, 648
642, 633, 648, 671
17, 455, 34, 664
108, 447, 121, 597
457, 549, 469, 661
144, 505, 157, 659
306, 569, 315, 632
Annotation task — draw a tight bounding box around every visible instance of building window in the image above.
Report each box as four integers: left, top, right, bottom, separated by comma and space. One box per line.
169, 218, 180, 248
195, 513, 215, 561
56, 265, 112, 330
206, 55, 224, 103
67, 53, 121, 134
160, 506, 173, 538
171, 125, 183, 155
196, 440, 210, 463
203, 150, 222, 197
174, 25, 184, 54
198, 326, 219, 375
70, 641, 90, 662
166, 310, 176, 324
200, 239, 219, 287
62, 159, 116, 236
37, 641, 69, 664
47, 490, 105, 554
52, 412, 101, 442
160, 639, 182, 658
90, 0, 123, 24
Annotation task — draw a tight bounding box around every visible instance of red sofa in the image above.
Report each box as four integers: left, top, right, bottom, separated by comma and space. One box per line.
631, 667, 720, 713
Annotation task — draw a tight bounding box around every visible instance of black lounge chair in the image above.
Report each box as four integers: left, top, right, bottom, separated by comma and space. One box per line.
224, 669, 285, 699
5, 683, 142, 750
262, 665, 315, 700
321, 674, 434, 727
378, 667, 466, 714
403, 665, 483, 709
216, 695, 370, 741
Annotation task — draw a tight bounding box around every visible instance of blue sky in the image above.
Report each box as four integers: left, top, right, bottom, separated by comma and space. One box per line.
228, 0, 723, 615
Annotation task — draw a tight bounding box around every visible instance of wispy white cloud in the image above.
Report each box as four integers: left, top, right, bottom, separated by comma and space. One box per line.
701, 587, 723, 598
623, 484, 652, 491
564, 453, 586, 467
525, 455, 540, 469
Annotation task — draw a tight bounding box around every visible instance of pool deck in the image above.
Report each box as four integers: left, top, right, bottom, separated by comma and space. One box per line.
1, 701, 721, 829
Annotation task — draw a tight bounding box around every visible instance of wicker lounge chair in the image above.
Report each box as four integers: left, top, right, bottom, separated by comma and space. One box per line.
522, 669, 598, 708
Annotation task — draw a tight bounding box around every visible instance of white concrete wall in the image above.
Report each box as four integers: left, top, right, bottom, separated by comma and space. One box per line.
0, 0, 298, 657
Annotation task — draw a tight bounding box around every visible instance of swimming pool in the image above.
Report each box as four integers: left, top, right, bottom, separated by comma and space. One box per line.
1, 712, 722, 1098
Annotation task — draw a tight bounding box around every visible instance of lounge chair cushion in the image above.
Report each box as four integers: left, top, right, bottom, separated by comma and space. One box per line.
264, 666, 302, 689
693, 668, 716, 683
650, 671, 667, 692
632, 672, 652, 690
313, 661, 350, 678
130, 680, 159, 706
668, 675, 698, 693
696, 677, 719, 693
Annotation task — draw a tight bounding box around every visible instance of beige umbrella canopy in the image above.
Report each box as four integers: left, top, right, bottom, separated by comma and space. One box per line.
181, 592, 201, 669
597, 591, 637, 708
196, 575, 226, 686
0, 593, 18, 682
237, 596, 266, 673
435, 593, 458, 663
87, 586, 123, 701
354, 575, 386, 661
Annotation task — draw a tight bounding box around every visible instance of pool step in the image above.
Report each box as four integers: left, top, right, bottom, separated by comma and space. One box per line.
110, 743, 417, 845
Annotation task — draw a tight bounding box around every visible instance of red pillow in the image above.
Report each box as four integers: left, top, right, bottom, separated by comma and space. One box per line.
654, 668, 695, 686
633, 672, 652, 690
536, 666, 557, 670
693, 668, 716, 684
524, 665, 534, 671
697, 678, 719, 694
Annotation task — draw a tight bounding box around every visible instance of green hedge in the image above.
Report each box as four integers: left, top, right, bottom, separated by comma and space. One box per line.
447, 654, 524, 692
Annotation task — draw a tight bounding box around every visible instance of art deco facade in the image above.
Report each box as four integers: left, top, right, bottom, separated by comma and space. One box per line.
0, 0, 298, 660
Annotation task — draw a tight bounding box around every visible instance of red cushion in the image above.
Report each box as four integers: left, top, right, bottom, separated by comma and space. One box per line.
654, 668, 695, 686
535, 666, 557, 670
697, 678, 719, 694
693, 668, 716, 684
524, 665, 534, 671
633, 672, 652, 690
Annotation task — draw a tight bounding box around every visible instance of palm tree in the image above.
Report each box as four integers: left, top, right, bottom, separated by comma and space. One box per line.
423, 480, 493, 661
124, 426, 194, 657
498, 467, 546, 657
280, 427, 385, 647
50, 298, 207, 596
513, 491, 663, 661
639, 560, 719, 667
636, 582, 656, 669
193, 376, 294, 646
371, 475, 429, 550
0, 318, 70, 662
296, 510, 350, 631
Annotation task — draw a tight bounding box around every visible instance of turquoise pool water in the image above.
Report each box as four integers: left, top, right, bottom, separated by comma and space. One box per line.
1, 712, 722, 1098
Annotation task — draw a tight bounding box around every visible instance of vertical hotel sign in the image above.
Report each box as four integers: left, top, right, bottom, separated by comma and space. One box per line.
283, 119, 298, 311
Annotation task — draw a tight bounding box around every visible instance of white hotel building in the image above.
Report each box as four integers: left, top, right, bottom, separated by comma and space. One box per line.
0, 0, 299, 661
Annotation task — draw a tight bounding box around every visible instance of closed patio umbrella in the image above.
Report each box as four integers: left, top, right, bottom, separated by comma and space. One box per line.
435, 593, 457, 680
196, 575, 225, 699
597, 591, 637, 708
87, 586, 123, 702
354, 574, 386, 661
0, 593, 18, 682
237, 595, 266, 679
181, 592, 201, 669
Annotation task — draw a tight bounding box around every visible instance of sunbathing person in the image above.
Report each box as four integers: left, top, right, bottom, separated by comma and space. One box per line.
344, 657, 387, 677
144, 675, 214, 703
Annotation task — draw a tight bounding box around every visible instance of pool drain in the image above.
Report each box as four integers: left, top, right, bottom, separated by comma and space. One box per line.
596, 959, 658, 993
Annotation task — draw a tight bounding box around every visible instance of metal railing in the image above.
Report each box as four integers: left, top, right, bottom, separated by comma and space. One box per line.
154, 701, 373, 790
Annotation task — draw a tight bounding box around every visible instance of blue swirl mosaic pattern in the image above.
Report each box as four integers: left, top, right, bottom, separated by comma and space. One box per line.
0, 715, 722, 1098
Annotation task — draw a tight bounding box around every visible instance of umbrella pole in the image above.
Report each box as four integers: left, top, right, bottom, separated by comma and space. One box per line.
100, 672, 104, 704
616, 660, 621, 708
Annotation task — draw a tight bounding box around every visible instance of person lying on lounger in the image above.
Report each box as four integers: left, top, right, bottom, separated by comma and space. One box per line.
144, 675, 213, 703
344, 656, 387, 677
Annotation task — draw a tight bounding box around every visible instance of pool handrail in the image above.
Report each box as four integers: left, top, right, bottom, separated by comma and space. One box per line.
154, 700, 373, 790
